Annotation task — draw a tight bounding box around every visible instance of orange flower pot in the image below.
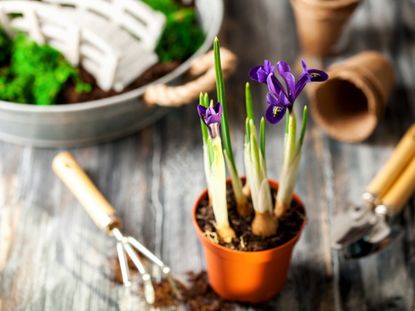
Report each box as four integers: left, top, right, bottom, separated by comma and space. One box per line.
192, 179, 306, 303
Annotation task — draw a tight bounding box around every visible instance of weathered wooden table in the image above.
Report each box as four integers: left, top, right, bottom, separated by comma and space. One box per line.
1, 0, 414, 310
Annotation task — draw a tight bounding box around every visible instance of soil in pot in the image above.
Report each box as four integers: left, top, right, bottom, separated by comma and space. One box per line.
59, 62, 180, 104
196, 183, 306, 252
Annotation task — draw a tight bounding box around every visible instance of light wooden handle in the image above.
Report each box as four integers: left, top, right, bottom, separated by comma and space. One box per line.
143, 48, 237, 107
382, 156, 415, 215
52, 152, 121, 233
367, 124, 415, 198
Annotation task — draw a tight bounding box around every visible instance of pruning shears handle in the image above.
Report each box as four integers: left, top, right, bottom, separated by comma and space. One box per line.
365, 124, 415, 215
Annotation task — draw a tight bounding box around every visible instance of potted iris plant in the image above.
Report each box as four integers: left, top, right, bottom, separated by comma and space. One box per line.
192, 38, 328, 303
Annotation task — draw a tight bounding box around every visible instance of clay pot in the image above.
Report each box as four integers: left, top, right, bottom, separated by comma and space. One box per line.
291, 0, 361, 56
192, 179, 306, 303
310, 51, 395, 143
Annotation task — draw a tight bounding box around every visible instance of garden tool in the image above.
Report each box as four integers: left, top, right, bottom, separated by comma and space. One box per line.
332, 124, 415, 258
52, 151, 181, 305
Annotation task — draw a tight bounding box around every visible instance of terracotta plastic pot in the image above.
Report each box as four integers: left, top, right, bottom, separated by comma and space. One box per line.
291, 0, 360, 56
192, 179, 306, 303
310, 51, 395, 143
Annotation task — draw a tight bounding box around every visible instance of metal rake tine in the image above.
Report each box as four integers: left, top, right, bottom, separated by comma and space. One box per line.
127, 236, 182, 300
127, 236, 164, 268
116, 242, 131, 287
123, 243, 155, 305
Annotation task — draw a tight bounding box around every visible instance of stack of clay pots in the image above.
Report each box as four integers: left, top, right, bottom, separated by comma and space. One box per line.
291, 0, 396, 143
291, 0, 361, 56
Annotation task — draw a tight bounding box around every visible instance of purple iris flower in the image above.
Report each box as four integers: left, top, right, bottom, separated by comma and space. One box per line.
197, 102, 222, 138
248, 60, 275, 83
250, 58, 328, 124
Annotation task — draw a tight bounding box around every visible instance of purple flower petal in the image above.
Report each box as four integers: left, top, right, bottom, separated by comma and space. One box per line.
213, 101, 222, 114
205, 107, 221, 124
197, 102, 223, 138
276, 61, 291, 75
266, 92, 280, 106
267, 91, 291, 109
248, 65, 263, 82
308, 69, 329, 82
276, 61, 296, 103
263, 60, 274, 74
265, 104, 287, 124
249, 60, 275, 83
301, 58, 308, 73
197, 105, 208, 125
281, 71, 296, 103
266, 74, 286, 98
294, 72, 311, 98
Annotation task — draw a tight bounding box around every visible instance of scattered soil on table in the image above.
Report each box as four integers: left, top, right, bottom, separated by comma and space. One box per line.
114, 267, 273, 310
196, 183, 306, 251
152, 271, 274, 310
182, 272, 236, 310
152, 277, 187, 308
59, 61, 180, 104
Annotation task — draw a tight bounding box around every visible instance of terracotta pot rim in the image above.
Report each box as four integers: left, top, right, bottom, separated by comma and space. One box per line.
192, 178, 306, 256
291, 0, 360, 10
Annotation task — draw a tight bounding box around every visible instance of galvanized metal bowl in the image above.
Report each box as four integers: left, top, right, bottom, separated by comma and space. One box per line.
0, 0, 223, 148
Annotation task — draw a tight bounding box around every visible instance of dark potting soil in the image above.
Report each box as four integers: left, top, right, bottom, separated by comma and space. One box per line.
196, 183, 306, 251
150, 272, 236, 310
152, 272, 274, 310
59, 61, 180, 104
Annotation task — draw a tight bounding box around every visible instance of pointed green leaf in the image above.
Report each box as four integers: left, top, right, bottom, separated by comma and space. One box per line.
259, 117, 266, 160
298, 105, 308, 149
214, 37, 236, 170
245, 117, 251, 144
245, 82, 254, 120
203, 92, 209, 108
249, 120, 261, 174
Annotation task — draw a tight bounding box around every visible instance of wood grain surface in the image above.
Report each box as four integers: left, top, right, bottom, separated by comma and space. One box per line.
1, 0, 415, 310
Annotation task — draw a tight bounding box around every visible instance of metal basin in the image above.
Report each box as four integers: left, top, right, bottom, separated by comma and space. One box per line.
0, 0, 223, 148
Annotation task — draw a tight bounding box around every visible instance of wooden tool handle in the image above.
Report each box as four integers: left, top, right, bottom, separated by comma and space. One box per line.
52, 152, 121, 233
382, 156, 415, 215
367, 124, 415, 199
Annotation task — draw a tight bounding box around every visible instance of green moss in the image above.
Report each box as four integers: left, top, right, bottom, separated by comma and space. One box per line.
143, 0, 205, 62
0, 32, 90, 105
0, 28, 11, 66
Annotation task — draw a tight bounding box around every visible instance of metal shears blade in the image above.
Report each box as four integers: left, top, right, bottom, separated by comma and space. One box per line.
331, 124, 415, 258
